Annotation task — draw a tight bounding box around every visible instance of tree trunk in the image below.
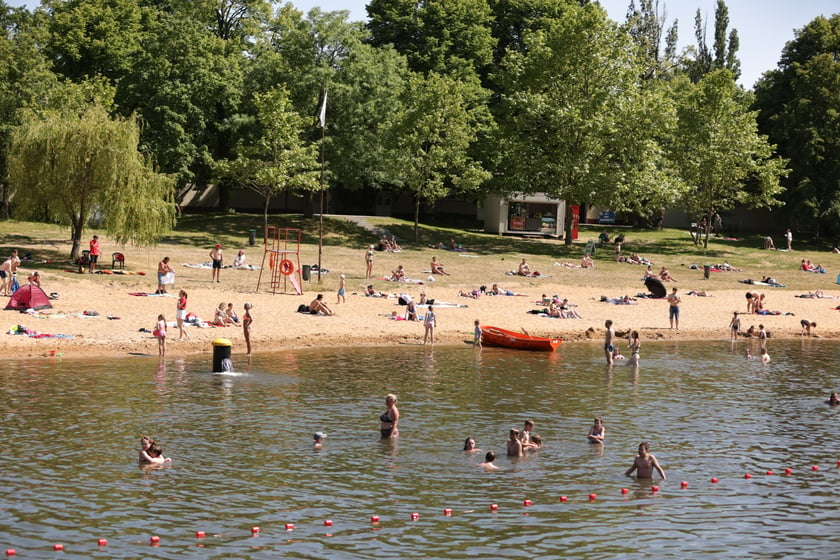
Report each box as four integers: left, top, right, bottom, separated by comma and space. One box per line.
303, 191, 314, 218
70, 218, 83, 261
564, 203, 575, 246
263, 195, 270, 233
414, 194, 421, 243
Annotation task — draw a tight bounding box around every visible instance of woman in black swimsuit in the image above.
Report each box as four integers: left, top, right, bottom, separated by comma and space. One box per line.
379, 394, 399, 439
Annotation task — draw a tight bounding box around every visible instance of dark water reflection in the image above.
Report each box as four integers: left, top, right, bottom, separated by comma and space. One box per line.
1, 340, 839, 559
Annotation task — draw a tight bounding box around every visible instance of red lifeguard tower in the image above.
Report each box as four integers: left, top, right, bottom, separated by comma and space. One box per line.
257, 227, 303, 295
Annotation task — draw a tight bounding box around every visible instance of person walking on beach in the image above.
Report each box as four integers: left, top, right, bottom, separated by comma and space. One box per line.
89, 235, 100, 274
604, 319, 615, 365
625, 442, 666, 480
336, 274, 346, 304
176, 290, 190, 340
667, 288, 681, 330
210, 244, 223, 283
243, 302, 253, 355
423, 305, 436, 345
729, 312, 740, 341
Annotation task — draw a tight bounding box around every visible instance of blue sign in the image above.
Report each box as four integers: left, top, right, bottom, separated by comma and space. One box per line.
598, 211, 615, 224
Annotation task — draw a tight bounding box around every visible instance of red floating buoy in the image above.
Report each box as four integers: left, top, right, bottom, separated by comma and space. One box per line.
411, 513, 420, 521
324, 520, 333, 527
559, 496, 568, 502
651, 486, 659, 492
250, 527, 260, 535
150, 536, 160, 544
711, 478, 718, 483
285, 523, 295, 531
621, 488, 629, 494
523, 499, 532, 506
680, 481, 688, 489
97, 539, 107, 547
490, 504, 499, 511
443, 508, 452, 516
4, 549, 15, 557
588, 493, 597, 501
195, 531, 206, 539
812, 465, 819, 471
766, 470, 774, 476
53, 544, 63, 551
370, 516, 379, 523
785, 468, 792, 475
744, 473, 752, 479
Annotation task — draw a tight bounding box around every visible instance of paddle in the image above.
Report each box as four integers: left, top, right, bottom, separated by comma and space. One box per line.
521, 327, 533, 339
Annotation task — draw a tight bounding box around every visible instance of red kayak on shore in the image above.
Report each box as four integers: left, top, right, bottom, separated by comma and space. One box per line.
481, 326, 561, 352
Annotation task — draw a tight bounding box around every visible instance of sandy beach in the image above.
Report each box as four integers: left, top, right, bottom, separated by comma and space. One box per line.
5, 228, 839, 360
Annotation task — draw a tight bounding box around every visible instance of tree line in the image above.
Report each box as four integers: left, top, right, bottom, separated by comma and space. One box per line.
0, 0, 836, 250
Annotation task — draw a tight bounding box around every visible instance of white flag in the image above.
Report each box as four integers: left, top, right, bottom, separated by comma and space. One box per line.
318, 89, 327, 128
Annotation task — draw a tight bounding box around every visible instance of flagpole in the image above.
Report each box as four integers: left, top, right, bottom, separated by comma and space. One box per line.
318, 85, 327, 283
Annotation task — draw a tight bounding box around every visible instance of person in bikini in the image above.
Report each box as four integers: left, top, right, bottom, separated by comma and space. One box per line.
379, 394, 399, 438
587, 417, 605, 444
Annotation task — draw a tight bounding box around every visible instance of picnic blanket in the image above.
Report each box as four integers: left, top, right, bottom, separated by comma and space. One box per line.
129, 292, 176, 297
506, 271, 551, 278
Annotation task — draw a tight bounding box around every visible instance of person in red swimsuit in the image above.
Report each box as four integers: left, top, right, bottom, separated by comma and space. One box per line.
89, 235, 100, 274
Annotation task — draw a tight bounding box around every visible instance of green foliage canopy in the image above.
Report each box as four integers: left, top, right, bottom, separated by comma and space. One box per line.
7, 103, 176, 258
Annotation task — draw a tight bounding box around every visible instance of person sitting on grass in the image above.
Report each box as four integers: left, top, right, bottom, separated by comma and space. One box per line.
431, 256, 450, 275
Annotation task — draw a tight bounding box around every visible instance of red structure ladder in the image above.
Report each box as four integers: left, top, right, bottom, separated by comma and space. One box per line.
257, 227, 303, 295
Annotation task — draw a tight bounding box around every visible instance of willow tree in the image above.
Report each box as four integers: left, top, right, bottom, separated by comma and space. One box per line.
7, 105, 177, 259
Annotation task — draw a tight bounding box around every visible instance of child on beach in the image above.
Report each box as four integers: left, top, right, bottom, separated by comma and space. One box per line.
625, 442, 666, 480
155, 314, 166, 357
423, 305, 436, 345
729, 312, 740, 341
176, 290, 190, 340
337, 274, 346, 304
800, 320, 816, 337
474, 319, 482, 348
226, 303, 240, 325
210, 244, 223, 282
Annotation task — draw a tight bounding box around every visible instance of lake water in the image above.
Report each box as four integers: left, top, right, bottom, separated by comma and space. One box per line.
1, 340, 839, 559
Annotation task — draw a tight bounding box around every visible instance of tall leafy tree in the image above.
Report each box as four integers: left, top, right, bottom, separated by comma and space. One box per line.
7, 102, 176, 259
671, 70, 787, 248
684, 0, 740, 82
493, 2, 681, 243
214, 86, 319, 230
0, 2, 56, 218
754, 15, 840, 238
366, 0, 495, 75
623, 0, 679, 80
383, 72, 491, 241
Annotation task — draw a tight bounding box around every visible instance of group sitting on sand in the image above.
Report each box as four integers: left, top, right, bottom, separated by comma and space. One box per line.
377, 235, 401, 252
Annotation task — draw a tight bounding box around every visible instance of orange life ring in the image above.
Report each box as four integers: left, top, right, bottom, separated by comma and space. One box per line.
279, 259, 294, 276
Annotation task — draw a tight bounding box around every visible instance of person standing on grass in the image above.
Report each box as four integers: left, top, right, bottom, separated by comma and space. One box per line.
785, 228, 793, 251
89, 235, 100, 274
667, 287, 681, 330
365, 245, 374, 279
210, 244, 223, 283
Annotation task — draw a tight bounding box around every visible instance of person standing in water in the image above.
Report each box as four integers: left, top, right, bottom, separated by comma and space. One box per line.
627, 330, 641, 367
625, 442, 666, 480
729, 312, 740, 341
242, 302, 253, 355
379, 394, 399, 439
604, 320, 615, 365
